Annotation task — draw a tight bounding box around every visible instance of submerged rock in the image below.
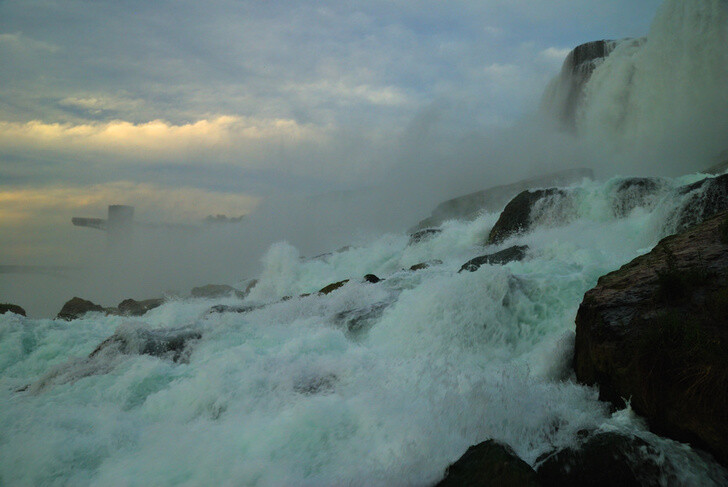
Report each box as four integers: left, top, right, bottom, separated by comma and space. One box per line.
459, 246, 529, 273
0, 303, 26, 316
117, 298, 164, 316
90, 327, 202, 363
410, 260, 443, 271
436, 440, 540, 487
293, 373, 337, 395
536, 432, 664, 487
408, 228, 442, 245
57, 297, 106, 321
575, 211, 728, 464
333, 302, 389, 336
487, 189, 568, 245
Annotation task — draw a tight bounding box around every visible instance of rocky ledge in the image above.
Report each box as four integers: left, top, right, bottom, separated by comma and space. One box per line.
574, 211, 728, 465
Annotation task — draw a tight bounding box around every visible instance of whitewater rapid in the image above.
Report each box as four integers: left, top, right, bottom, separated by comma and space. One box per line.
2, 174, 727, 486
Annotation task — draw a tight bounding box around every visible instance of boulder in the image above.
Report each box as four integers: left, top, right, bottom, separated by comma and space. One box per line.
436, 440, 540, 487
318, 280, 350, 295
412, 168, 592, 231
190, 284, 246, 299
89, 327, 202, 363
574, 211, 728, 464
410, 260, 443, 271
0, 303, 26, 317
333, 302, 389, 337
117, 298, 164, 316
487, 189, 567, 245
536, 432, 663, 487
363, 274, 382, 283
57, 297, 106, 321
459, 246, 529, 273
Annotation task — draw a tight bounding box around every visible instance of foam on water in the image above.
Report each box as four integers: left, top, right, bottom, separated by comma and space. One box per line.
2, 175, 728, 486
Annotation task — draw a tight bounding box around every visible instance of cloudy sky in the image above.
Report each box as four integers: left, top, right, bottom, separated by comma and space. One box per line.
0, 0, 663, 265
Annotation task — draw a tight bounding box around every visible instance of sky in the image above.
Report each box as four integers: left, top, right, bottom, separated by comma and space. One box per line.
0, 0, 667, 315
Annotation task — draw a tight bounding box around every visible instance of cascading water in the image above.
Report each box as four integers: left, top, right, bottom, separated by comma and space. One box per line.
2, 174, 727, 486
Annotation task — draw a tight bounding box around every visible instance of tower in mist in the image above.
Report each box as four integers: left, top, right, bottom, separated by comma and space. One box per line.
72, 205, 135, 247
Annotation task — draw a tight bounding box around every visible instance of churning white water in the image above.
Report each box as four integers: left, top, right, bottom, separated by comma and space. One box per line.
2, 174, 728, 486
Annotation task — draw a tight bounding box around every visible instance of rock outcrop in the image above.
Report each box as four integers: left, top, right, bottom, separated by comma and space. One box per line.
487, 189, 568, 245
117, 298, 164, 316
436, 440, 540, 487
536, 432, 664, 487
90, 327, 202, 363
412, 168, 592, 231
0, 303, 26, 317
57, 297, 106, 321
574, 211, 728, 464
459, 246, 529, 273
675, 173, 728, 232
409, 228, 442, 245
611, 177, 666, 218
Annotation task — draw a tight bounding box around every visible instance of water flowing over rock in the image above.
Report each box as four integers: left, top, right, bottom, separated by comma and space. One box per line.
411, 168, 592, 231
436, 440, 540, 487
574, 211, 728, 465
487, 189, 568, 245
459, 246, 529, 273
675, 173, 728, 232
89, 327, 202, 364
0, 304, 26, 317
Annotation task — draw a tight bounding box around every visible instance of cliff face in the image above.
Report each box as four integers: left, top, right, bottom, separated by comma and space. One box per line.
574, 211, 728, 465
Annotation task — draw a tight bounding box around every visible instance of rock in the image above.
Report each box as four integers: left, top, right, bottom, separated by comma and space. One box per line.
436, 440, 540, 487
487, 189, 567, 245
293, 374, 337, 395
408, 228, 442, 245
574, 211, 728, 464
0, 303, 26, 317
89, 327, 202, 363
318, 280, 349, 295
363, 274, 382, 283
190, 284, 246, 299
117, 298, 164, 316
611, 177, 666, 218
207, 304, 263, 314
57, 297, 105, 321
333, 302, 389, 336
410, 260, 443, 271
412, 168, 592, 231
675, 173, 728, 231
459, 246, 529, 273
536, 432, 663, 487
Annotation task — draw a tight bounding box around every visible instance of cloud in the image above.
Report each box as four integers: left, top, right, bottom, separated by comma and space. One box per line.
0, 32, 59, 53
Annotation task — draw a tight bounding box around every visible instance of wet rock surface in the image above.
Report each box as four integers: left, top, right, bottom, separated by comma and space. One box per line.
57, 297, 106, 321
318, 279, 350, 295
436, 440, 540, 487
675, 173, 728, 231
117, 298, 164, 316
487, 189, 567, 245
0, 303, 26, 316
536, 432, 664, 487
611, 177, 666, 218
575, 211, 728, 465
459, 246, 529, 273
409, 228, 443, 245
89, 327, 202, 363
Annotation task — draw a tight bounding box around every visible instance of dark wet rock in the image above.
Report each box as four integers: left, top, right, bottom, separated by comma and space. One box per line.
363, 274, 382, 283
57, 297, 106, 321
412, 168, 592, 231
459, 246, 529, 273
575, 211, 728, 464
702, 150, 728, 175
0, 303, 26, 317
207, 304, 263, 314
675, 173, 728, 231
436, 440, 540, 487
117, 298, 164, 316
333, 302, 389, 336
611, 177, 666, 218
408, 228, 442, 245
318, 280, 350, 295
293, 373, 337, 395
410, 260, 443, 271
536, 432, 663, 487
487, 189, 568, 245
90, 327, 202, 363
190, 284, 246, 299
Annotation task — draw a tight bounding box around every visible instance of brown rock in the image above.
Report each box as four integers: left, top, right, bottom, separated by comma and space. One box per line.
0, 303, 26, 317
57, 297, 105, 321
574, 211, 728, 465
318, 280, 349, 295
